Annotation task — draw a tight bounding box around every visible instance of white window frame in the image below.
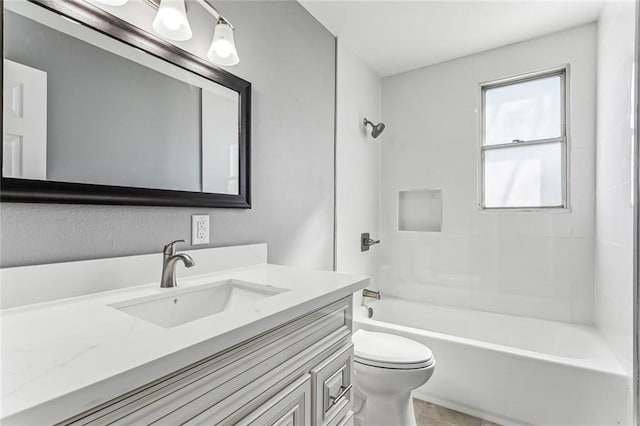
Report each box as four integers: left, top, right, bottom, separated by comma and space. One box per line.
478, 65, 570, 212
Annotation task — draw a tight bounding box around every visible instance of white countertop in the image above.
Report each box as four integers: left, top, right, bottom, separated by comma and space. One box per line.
1, 262, 367, 424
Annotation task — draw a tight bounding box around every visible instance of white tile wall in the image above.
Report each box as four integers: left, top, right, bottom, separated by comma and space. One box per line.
595, 0, 636, 374
380, 24, 597, 324
335, 41, 382, 291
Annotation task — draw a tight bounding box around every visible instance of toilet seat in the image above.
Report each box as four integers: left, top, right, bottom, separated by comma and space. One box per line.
352, 329, 434, 370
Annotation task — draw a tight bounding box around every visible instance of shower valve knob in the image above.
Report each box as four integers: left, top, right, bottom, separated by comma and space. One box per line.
361, 233, 381, 251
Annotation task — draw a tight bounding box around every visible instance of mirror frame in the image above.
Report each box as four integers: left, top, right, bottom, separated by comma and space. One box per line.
0, 0, 251, 208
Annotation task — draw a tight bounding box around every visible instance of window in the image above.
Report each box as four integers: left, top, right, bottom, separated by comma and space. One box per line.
479, 68, 568, 210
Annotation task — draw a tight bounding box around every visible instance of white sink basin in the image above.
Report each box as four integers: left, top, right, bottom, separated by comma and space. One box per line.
110, 279, 288, 328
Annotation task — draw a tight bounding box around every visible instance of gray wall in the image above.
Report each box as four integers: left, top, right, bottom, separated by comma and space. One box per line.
1, 1, 336, 270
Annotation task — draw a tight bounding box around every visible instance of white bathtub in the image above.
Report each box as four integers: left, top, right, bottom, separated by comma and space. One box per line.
354, 297, 632, 426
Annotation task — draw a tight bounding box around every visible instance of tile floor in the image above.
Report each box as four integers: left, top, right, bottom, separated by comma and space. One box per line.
413, 399, 502, 426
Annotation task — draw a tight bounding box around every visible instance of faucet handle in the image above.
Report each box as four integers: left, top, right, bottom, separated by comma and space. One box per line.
163, 239, 186, 255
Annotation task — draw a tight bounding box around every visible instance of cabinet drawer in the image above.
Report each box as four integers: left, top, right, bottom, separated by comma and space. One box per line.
336, 410, 354, 426
236, 374, 311, 426
325, 405, 352, 426
311, 344, 353, 426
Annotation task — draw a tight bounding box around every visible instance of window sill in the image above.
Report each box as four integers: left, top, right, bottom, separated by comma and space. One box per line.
478, 206, 571, 214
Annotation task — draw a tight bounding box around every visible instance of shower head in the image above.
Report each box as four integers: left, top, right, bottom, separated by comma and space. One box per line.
363, 118, 385, 139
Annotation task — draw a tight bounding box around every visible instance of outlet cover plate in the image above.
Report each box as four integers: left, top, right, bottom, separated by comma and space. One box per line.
191, 214, 210, 245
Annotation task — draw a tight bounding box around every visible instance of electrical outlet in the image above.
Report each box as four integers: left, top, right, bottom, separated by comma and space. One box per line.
191, 215, 210, 245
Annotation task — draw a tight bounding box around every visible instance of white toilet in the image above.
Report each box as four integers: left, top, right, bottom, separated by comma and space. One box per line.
352, 329, 435, 426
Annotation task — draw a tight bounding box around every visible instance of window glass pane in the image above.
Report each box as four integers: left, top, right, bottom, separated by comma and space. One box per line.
483, 142, 562, 208
484, 75, 562, 145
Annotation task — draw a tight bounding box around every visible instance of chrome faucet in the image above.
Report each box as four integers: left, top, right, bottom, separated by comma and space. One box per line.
160, 240, 195, 288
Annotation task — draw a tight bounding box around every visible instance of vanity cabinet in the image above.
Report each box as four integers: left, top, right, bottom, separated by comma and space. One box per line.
236, 375, 311, 426
59, 297, 354, 426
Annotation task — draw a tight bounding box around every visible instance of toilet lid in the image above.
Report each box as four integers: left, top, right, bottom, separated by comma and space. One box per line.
352, 329, 434, 369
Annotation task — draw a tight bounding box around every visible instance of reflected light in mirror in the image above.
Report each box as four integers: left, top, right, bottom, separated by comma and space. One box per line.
207, 19, 239, 66
152, 0, 192, 41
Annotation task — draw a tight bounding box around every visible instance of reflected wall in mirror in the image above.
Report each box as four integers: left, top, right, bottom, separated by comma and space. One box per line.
1, 0, 251, 208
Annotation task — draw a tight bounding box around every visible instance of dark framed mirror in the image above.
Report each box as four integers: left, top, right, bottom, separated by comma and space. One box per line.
1, 0, 251, 208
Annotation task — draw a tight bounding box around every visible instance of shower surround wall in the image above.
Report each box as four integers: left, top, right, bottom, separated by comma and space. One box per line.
335, 41, 381, 287
380, 24, 597, 324
595, 0, 636, 374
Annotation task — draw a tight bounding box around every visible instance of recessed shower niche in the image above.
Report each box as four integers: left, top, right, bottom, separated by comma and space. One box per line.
398, 189, 442, 232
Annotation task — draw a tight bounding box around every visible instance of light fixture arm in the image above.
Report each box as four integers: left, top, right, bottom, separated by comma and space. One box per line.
194, 0, 235, 30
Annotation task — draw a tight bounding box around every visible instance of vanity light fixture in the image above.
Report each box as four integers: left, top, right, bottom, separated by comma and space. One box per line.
153, 0, 240, 65
98, 0, 240, 66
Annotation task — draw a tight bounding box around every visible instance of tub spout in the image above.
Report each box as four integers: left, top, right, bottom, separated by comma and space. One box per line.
363, 289, 380, 300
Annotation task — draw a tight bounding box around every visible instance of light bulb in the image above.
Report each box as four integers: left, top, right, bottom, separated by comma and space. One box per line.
207, 20, 239, 66
152, 0, 192, 41
159, 10, 181, 31
214, 40, 232, 58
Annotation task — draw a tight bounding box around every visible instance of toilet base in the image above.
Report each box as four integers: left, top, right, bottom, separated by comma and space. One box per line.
354, 387, 417, 426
